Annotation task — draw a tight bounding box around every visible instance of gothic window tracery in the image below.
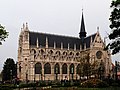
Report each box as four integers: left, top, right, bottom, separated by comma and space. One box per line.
62, 63, 67, 74
56, 51, 61, 56
48, 50, 54, 56
35, 62, 42, 74
70, 63, 74, 74
44, 63, 51, 74
54, 63, 60, 74
63, 51, 67, 56
41, 49, 44, 55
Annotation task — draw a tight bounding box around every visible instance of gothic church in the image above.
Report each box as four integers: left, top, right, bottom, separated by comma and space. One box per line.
17, 12, 112, 81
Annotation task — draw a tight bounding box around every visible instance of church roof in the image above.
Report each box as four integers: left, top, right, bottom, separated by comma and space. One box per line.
29, 31, 96, 50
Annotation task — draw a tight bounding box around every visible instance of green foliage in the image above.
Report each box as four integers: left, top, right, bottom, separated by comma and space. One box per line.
2, 58, 17, 81
107, 0, 120, 54
81, 79, 109, 88
0, 24, 8, 45
19, 83, 36, 88
0, 84, 15, 90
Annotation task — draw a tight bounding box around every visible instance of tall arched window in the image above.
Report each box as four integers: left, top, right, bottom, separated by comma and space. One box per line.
76, 64, 80, 74
35, 62, 42, 74
70, 63, 74, 74
54, 63, 60, 74
44, 63, 51, 74
62, 63, 67, 74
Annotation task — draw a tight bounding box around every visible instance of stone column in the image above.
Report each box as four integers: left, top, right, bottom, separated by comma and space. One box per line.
42, 63, 44, 81
74, 63, 77, 80
67, 64, 70, 80
51, 62, 54, 80
60, 63, 63, 80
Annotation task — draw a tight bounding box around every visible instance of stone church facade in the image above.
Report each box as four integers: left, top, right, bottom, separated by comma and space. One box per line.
17, 13, 112, 81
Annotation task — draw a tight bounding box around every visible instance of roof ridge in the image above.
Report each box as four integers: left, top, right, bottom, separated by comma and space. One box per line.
85, 33, 97, 38
29, 31, 80, 39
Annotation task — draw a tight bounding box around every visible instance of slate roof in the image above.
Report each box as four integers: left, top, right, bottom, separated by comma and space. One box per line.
29, 31, 96, 50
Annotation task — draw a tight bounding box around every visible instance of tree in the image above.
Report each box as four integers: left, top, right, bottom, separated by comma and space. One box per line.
0, 24, 8, 45
79, 53, 92, 79
83, 61, 91, 79
2, 58, 17, 82
106, 0, 120, 54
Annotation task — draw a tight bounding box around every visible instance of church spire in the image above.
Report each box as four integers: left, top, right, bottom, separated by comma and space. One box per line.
79, 10, 87, 38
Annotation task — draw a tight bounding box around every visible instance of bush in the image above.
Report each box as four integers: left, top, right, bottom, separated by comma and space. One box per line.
81, 79, 109, 88
111, 82, 119, 87
19, 82, 36, 88
0, 84, 15, 90
73, 81, 81, 86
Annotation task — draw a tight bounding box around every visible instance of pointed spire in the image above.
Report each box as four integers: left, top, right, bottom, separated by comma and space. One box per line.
36, 38, 39, 48
23, 23, 25, 29
104, 37, 107, 46
54, 41, 56, 49
74, 44, 76, 51
90, 36, 93, 48
80, 44, 82, 51
25, 22, 29, 30
84, 43, 86, 50
23, 22, 29, 31
79, 10, 87, 38
61, 42, 63, 50
97, 26, 99, 32
68, 43, 69, 50
46, 37, 48, 48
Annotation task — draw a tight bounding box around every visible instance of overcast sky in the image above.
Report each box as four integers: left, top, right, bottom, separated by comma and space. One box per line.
0, 0, 120, 71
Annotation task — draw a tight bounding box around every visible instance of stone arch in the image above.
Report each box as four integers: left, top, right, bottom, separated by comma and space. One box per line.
44, 62, 51, 74
40, 49, 45, 55
30, 49, 36, 53
35, 62, 42, 74
31, 49, 36, 58
69, 52, 74, 56
54, 63, 60, 74
62, 63, 67, 74
76, 52, 80, 56
76, 64, 81, 74
56, 51, 61, 56
63, 51, 67, 56
69, 63, 74, 74
48, 50, 54, 55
